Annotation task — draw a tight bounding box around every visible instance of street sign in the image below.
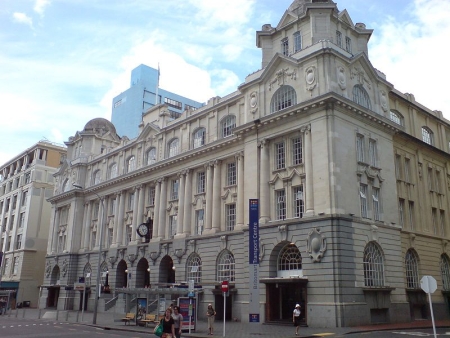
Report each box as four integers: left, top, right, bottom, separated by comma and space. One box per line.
421, 275, 437, 294
221, 280, 229, 293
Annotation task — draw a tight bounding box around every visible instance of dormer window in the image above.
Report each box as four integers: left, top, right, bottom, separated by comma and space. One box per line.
352, 85, 371, 110
345, 36, 352, 53
281, 37, 289, 56
293, 31, 302, 53
193, 128, 206, 148
270, 85, 297, 114
221, 116, 236, 138
421, 127, 433, 145
127, 156, 136, 173
389, 110, 403, 126
168, 138, 179, 158
146, 148, 156, 165
336, 31, 342, 48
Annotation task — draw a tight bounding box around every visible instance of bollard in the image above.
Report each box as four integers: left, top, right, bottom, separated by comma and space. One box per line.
76, 311, 79, 322
22, 309, 26, 318
56, 310, 59, 320
38, 309, 42, 319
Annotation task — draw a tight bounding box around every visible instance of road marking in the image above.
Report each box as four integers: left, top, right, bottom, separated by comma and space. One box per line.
313, 334, 336, 336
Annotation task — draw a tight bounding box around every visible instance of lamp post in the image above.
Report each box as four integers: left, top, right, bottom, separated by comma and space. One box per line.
147, 268, 150, 288
73, 183, 105, 325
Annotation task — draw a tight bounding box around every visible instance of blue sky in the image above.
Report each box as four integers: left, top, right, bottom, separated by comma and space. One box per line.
1, 0, 449, 165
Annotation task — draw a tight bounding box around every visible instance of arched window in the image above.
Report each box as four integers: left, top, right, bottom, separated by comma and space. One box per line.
405, 249, 419, 289
146, 148, 156, 165
168, 138, 179, 158
278, 243, 302, 278
100, 262, 109, 287
440, 254, 450, 291
421, 127, 433, 145
93, 170, 101, 185
363, 242, 384, 287
352, 84, 372, 110
217, 250, 235, 282
127, 156, 136, 173
221, 116, 236, 138
186, 253, 202, 284
193, 128, 206, 148
270, 85, 297, 114
109, 163, 118, 179
83, 263, 92, 283
389, 110, 403, 126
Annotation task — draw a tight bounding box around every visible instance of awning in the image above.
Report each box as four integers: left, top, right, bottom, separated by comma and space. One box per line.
0, 281, 19, 289
260, 277, 308, 285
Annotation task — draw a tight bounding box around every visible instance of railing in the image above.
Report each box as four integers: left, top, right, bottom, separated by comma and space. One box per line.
104, 295, 118, 312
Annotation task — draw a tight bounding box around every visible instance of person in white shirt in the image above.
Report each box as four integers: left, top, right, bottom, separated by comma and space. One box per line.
293, 303, 301, 335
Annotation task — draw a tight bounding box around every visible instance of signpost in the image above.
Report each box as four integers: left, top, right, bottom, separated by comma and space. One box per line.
420, 275, 437, 338
221, 280, 229, 337
248, 199, 260, 323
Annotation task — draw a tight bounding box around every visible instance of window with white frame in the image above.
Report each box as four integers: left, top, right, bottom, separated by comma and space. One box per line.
227, 162, 236, 186
93, 170, 101, 185
278, 243, 302, 271
127, 156, 136, 173
217, 250, 235, 282
292, 137, 302, 165
408, 201, 415, 230
432, 208, 438, 235
7, 236, 11, 251
270, 85, 297, 114
21, 191, 28, 207
25, 172, 31, 184
275, 142, 285, 170
197, 171, 205, 193
293, 31, 302, 53
428, 167, 433, 191
359, 184, 368, 218
398, 199, 405, 227
109, 198, 116, 215
9, 215, 14, 231
2, 257, 10, 276
126, 225, 132, 243
226, 204, 236, 231
281, 37, 289, 56
276, 189, 286, 220
372, 187, 381, 221
352, 84, 371, 110
146, 148, 156, 165
193, 128, 206, 148
390, 110, 403, 125
395, 155, 401, 180
440, 210, 445, 237
441, 254, 450, 290
345, 36, 352, 53
435, 170, 441, 193
186, 253, 202, 284
356, 134, 365, 162
128, 192, 134, 211
16, 234, 22, 249
168, 138, 179, 158
363, 242, 385, 287
405, 249, 420, 289
196, 209, 204, 235
108, 228, 114, 247
221, 116, 236, 138
148, 187, 155, 206
404, 158, 411, 183
293, 186, 304, 218
12, 256, 19, 275
19, 212, 25, 228
171, 179, 179, 200
170, 215, 177, 238
368, 139, 377, 167
109, 163, 118, 179
336, 30, 342, 47
422, 127, 432, 145
90, 231, 96, 249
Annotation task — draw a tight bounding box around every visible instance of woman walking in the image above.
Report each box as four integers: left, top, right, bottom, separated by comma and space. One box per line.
161, 307, 176, 338
206, 303, 216, 335
293, 303, 301, 335
172, 305, 183, 338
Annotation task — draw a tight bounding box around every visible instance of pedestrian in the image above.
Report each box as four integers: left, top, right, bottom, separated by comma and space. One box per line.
161, 307, 176, 338
206, 303, 216, 335
172, 305, 183, 338
293, 303, 301, 335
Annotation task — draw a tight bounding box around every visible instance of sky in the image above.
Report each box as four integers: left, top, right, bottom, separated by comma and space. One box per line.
1, 0, 449, 166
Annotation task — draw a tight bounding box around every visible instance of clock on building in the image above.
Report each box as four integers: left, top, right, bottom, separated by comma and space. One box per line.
136, 223, 148, 237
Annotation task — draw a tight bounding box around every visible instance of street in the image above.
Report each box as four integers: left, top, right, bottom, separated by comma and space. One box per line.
347, 328, 450, 337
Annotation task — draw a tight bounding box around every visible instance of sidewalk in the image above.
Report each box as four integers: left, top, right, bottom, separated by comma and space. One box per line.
2, 308, 450, 338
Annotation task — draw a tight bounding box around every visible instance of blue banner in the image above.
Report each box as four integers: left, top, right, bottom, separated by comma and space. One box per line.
248, 199, 260, 322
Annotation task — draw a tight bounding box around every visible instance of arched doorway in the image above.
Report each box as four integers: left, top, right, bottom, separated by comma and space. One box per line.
136, 258, 150, 288
47, 266, 60, 308
116, 260, 128, 288
159, 255, 175, 285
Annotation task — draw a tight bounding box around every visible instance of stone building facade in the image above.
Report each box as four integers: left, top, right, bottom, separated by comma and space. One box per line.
40, 0, 450, 327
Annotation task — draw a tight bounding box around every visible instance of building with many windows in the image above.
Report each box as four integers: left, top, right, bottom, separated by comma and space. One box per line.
0, 140, 66, 308
40, 0, 450, 327
111, 64, 204, 139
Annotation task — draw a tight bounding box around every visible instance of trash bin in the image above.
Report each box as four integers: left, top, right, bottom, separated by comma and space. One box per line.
23, 301, 30, 308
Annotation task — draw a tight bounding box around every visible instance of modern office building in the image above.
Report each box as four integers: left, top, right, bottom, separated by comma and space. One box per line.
0, 140, 67, 308
41, 0, 450, 327
111, 64, 204, 139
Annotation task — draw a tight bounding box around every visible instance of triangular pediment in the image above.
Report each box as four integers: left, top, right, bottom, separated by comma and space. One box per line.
338, 9, 354, 28
276, 10, 298, 30
348, 53, 392, 88
136, 123, 161, 143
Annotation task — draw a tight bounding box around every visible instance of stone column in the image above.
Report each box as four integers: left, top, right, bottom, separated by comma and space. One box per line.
236, 152, 245, 230
304, 125, 315, 216
115, 192, 125, 246
211, 160, 221, 233
158, 178, 167, 239
136, 184, 146, 242
205, 163, 214, 231
51, 208, 60, 254
259, 139, 270, 223
183, 170, 192, 235
152, 180, 161, 240
82, 201, 92, 250
131, 186, 141, 243
176, 172, 185, 237
96, 197, 107, 248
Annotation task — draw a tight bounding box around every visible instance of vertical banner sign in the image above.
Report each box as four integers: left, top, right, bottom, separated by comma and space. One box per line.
249, 199, 260, 323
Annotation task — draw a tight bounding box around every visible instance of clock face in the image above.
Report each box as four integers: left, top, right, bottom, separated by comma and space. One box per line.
137, 223, 148, 237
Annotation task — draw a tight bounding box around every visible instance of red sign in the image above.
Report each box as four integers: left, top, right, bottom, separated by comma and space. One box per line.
221, 280, 229, 293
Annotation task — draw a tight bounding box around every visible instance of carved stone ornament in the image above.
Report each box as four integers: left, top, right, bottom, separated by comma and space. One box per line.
380, 91, 388, 112
45, 261, 52, 278
278, 225, 288, 242
108, 256, 118, 267
127, 253, 137, 266
269, 68, 297, 91
350, 66, 371, 89
174, 248, 187, 263
249, 91, 258, 114
306, 228, 327, 262
305, 66, 316, 91
337, 66, 346, 90
62, 259, 68, 277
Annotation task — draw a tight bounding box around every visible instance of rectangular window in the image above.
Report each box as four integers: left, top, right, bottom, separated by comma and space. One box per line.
164, 97, 182, 109
16, 234, 22, 249
398, 198, 405, 227
196, 209, 204, 235
148, 187, 155, 206
360, 184, 368, 218
345, 36, 352, 53
109, 198, 116, 215
276, 189, 286, 220
226, 204, 236, 231
93, 202, 99, 219
372, 187, 381, 221
428, 168, 433, 191
21, 191, 28, 206
25, 173, 31, 184
432, 208, 438, 235
91, 231, 96, 249
293, 31, 302, 52
19, 213, 25, 228
108, 228, 114, 247
281, 37, 289, 56
356, 134, 365, 162
3, 258, 10, 276
368, 139, 377, 167
227, 162, 237, 186
275, 142, 286, 170
12, 195, 17, 210
171, 180, 179, 200
170, 215, 178, 238
404, 158, 411, 183
13, 257, 19, 275
293, 186, 304, 218
440, 210, 445, 236
197, 172, 206, 193
127, 225, 132, 243
9, 215, 15, 231
436, 171, 441, 194
395, 155, 401, 180
408, 201, 415, 230
7, 236, 12, 251
128, 193, 135, 210
336, 30, 342, 47
292, 137, 302, 165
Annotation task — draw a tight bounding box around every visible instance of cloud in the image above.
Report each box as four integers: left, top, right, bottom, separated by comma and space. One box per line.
34, 0, 51, 16
12, 12, 33, 28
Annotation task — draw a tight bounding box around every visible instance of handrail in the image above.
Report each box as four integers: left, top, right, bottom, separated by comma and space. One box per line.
104, 295, 118, 312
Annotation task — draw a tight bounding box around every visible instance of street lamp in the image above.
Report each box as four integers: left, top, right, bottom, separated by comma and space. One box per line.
73, 183, 105, 325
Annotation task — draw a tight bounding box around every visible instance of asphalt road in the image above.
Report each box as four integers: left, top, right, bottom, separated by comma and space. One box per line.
347, 328, 450, 337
